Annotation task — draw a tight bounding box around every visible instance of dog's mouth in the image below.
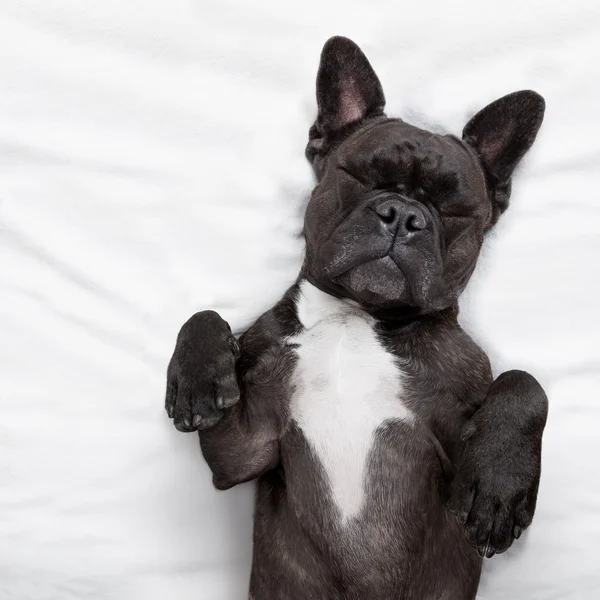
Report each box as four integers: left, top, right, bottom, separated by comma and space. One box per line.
341, 256, 442, 309
338, 256, 410, 305
315, 226, 445, 309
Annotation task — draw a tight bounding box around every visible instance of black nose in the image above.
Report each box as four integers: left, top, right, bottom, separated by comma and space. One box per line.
374, 198, 427, 235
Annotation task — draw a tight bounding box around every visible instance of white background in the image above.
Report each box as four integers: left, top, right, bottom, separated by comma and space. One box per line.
1, 1, 599, 599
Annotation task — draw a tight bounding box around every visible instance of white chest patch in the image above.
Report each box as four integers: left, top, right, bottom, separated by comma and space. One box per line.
288, 281, 414, 523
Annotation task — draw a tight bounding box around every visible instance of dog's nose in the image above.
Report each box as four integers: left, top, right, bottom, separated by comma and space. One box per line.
374, 198, 427, 235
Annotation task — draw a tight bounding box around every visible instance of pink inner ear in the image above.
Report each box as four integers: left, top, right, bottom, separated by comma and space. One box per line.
479, 117, 517, 169
481, 132, 506, 164
338, 77, 366, 127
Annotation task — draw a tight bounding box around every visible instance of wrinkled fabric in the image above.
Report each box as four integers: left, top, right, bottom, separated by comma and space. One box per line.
1, 1, 599, 599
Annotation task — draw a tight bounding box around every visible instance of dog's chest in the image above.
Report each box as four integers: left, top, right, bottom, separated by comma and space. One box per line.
288, 282, 413, 522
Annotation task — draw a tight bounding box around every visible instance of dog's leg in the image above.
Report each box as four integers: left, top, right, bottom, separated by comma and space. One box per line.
165, 310, 282, 490
450, 370, 548, 558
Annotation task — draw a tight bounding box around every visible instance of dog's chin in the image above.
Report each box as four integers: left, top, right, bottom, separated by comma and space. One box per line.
337, 256, 414, 309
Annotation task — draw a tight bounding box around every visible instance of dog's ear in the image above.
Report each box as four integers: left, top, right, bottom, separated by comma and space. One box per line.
463, 90, 545, 223
306, 36, 386, 177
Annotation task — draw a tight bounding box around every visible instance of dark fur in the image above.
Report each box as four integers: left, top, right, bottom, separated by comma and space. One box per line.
165, 37, 548, 599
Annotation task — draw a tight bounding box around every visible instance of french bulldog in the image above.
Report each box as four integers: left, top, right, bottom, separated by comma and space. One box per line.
165, 36, 548, 600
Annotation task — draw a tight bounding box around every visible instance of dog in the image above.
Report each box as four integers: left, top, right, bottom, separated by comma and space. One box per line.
165, 36, 548, 599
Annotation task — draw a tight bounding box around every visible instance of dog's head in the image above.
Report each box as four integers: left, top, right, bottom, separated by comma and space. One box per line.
303, 36, 545, 315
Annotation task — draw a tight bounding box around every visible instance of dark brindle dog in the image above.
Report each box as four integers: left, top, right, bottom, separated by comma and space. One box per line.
165, 37, 548, 600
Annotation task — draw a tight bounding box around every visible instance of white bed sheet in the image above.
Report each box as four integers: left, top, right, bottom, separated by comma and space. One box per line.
1, 1, 599, 598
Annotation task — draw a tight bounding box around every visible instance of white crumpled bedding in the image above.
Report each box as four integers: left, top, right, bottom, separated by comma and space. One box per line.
1, 1, 599, 599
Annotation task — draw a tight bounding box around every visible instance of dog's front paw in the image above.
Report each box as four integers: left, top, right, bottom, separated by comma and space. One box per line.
165, 310, 240, 432
450, 407, 542, 558
451, 467, 536, 558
